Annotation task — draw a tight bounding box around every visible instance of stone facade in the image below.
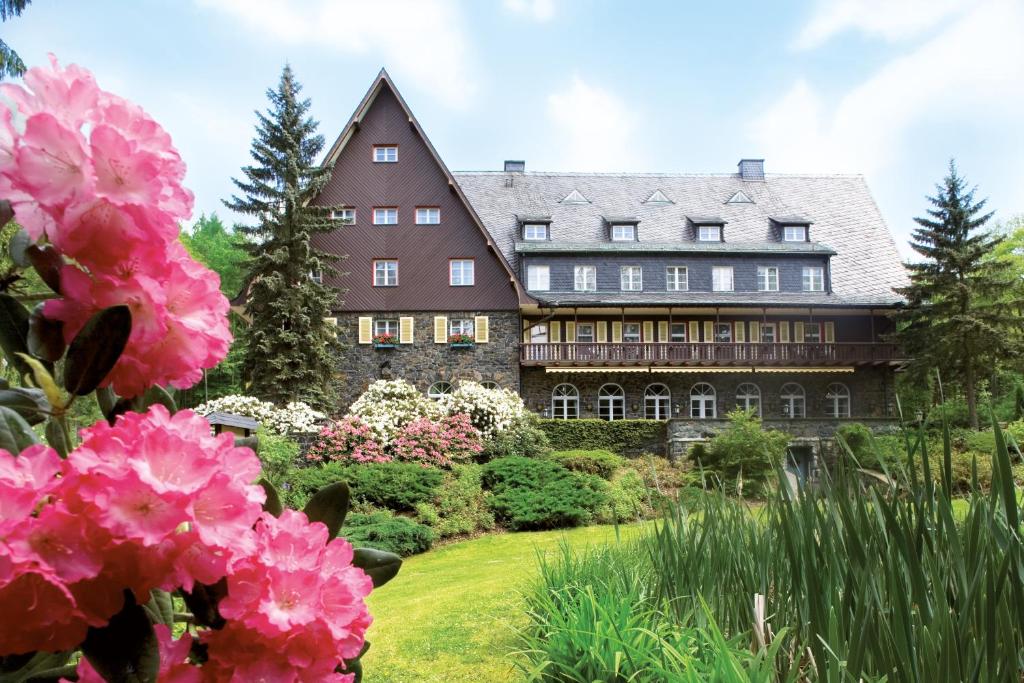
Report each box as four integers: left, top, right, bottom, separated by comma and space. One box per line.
333, 311, 521, 410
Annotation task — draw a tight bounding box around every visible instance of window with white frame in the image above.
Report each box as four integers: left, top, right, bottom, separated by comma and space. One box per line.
825, 383, 851, 418
373, 207, 398, 225
373, 145, 398, 162
803, 322, 822, 343
575, 323, 595, 343
374, 319, 398, 337
669, 323, 687, 342
622, 323, 641, 343
551, 384, 579, 420
415, 207, 440, 225
449, 318, 474, 337
529, 323, 548, 343
690, 383, 716, 419
449, 259, 474, 286
783, 225, 807, 241
620, 266, 642, 291
712, 266, 734, 292
373, 260, 398, 286
523, 223, 548, 240
802, 266, 824, 292
760, 322, 776, 343
427, 381, 453, 400
574, 265, 596, 292
332, 208, 355, 223
310, 269, 323, 284
480, 381, 499, 390
736, 383, 761, 416
714, 322, 732, 343
757, 266, 779, 292
611, 224, 635, 241
666, 266, 688, 291
644, 384, 671, 420
698, 225, 722, 241
780, 383, 806, 418
527, 265, 550, 290
598, 384, 626, 421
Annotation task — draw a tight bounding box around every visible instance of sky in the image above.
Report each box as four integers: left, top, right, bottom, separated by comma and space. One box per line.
5, 0, 1023, 257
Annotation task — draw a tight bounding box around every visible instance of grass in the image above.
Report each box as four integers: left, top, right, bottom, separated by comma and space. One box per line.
360, 523, 649, 682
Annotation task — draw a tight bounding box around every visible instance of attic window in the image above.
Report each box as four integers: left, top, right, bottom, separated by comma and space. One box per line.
783, 225, 808, 242
644, 189, 673, 204
726, 190, 754, 204
611, 224, 635, 241
698, 225, 722, 241
523, 223, 549, 240
561, 189, 590, 204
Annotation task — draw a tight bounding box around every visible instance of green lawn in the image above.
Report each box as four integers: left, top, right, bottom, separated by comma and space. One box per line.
361, 523, 649, 682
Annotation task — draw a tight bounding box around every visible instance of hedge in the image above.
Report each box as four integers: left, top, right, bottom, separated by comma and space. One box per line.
537, 419, 666, 456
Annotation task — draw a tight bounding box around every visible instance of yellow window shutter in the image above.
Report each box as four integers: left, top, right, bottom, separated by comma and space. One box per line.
566, 321, 576, 343
794, 321, 805, 343
522, 320, 530, 344
474, 316, 489, 343
658, 321, 668, 342
357, 317, 372, 344
689, 321, 699, 343
703, 321, 713, 343
611, 321, 623, 343
434, 316, 447, 344
780, 321, 790, 343
597, 321, 608, 342
324, 317, 338, 339
550, 321, 561, 343
824, 321, 835, 343
399, 316, 414, 344
750, 321, 760, 342
643, 321, 654, 342
734, 321, 745, 342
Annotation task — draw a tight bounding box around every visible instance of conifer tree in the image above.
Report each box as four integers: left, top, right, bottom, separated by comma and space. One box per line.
226, 65, 346, 409
895, 161, 1022, 428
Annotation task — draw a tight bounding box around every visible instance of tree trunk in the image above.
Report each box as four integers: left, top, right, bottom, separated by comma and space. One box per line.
965, 361, 979, 430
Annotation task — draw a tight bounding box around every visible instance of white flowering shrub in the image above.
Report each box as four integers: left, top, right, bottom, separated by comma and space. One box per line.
445, 381, 526, 440
346, 379, 445, 444
194, 394, 326, 435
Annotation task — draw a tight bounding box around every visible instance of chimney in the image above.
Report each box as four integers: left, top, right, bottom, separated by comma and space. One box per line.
504, 160, 526, 173
738, 158, 764, 181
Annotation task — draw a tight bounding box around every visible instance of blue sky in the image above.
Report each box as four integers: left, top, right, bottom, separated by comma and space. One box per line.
6, 0, 1023, 256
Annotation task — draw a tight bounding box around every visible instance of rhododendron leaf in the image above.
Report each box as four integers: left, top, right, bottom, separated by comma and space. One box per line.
82, 591, 160, 683
8, 227, 31, 268
352, 548, 403, 588
181, 578, 227, 630
339, 656, 363, 683
259, 477, 283, 517
16, 353, 62, 411
27, 303, 65, 362
24, 245, 62, 294
0, 387, 48, 425
0, 200, 12, 229
0, 650, 74, 682
44, 417, 70, 458
134, 385, 177, 414
0, 293, 31, 377
0, 406, 40, 455
96, 385, 118, 418
63, 305, 132, 396
141, 589, 174, 627
303, 481, 351, 538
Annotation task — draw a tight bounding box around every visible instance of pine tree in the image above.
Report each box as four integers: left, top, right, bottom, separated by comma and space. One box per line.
895, 160, 1022, 428
225, 65, 347, 409
1, 0, 31, 79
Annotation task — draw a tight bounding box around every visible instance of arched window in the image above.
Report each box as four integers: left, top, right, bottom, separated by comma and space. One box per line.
551, 384, 579, 420
780, 383, 805, 418
644, 384, 671, 420
825, 383, 851, 418
689, 383, 716, 419
480, 381, 499, 390
598, 384, 625, 421
736, 383, 761, 416
427, 381, 453, 400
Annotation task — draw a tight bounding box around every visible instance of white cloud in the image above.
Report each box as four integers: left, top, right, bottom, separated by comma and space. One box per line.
194, 0, 477, 108
545, 76, 641, 171
794, 0, 972, 49
503, 0, 555, 22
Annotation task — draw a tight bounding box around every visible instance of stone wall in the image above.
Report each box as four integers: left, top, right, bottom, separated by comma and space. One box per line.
332, 311, 521, 411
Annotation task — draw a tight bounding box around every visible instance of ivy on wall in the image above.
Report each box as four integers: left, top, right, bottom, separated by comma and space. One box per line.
537, 419, 667, 456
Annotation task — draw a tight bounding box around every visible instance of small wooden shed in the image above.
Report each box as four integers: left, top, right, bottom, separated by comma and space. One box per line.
206, 411, 260, 437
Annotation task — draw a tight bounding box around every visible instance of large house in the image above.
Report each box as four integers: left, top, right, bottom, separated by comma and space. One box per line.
312, 70, 909, 462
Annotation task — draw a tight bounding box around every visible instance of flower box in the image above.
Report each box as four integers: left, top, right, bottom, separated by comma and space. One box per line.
372, 334, 397, 349
373, 343, 396, 349
448, 333, 475, 348
449, 342, 475, 349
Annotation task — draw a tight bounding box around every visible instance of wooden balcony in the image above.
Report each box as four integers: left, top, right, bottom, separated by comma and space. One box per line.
520, 342, 904, 368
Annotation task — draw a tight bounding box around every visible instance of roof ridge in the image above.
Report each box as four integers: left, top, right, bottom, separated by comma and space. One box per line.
452, 171, 867, 179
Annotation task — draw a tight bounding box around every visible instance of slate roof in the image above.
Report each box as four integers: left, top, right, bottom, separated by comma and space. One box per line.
529, 291, 890, 308
515, 241, 837, 255
453, 172, 909, 307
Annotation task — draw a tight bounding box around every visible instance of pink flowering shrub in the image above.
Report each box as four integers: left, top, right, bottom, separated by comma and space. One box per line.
393, 413, 483, 467
308, 416, 390, 464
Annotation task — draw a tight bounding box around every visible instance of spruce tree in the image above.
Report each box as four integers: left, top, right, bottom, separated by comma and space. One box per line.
225, 65, 346, 409
895, 161, 1022, 428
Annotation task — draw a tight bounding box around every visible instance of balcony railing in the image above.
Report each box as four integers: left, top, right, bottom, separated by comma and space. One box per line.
520, 342, 903, 367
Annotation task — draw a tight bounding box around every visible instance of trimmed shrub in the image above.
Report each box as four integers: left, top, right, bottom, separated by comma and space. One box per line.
281, 461, 443, 512
340, 511, 434, 556
254, 428, 300, 487
480, 416, 551, 460
595, 469, 652, 523
279, 461, 349, 510
547, 449, 626, 479
700, 409, 790, 498
414, 463, 495, 538
393, 413, 483, 466
538, 419, 666, 455
445, 381, 526, 440
482, 457, 608, 530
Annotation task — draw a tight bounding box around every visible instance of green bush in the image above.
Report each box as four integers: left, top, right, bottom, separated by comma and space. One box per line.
340, 511, 434, 556
537, 419, 665, 455
700, 409, 790, 498
480, 415, 551, 460
547, 449, 626, 479
836, 422, 903, 471
254, 428, 300, 487
415, 463, 495, 538
281, 461, 443, 512
279, 461, 349, 509
595, 469, 652, 523
482, 457, 608, 530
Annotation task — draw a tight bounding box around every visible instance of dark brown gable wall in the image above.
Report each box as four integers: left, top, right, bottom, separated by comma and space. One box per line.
312, 86, 518, 312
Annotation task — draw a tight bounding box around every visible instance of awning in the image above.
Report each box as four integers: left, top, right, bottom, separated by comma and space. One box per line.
543, 366, 856, 374
544, 367, 650, 374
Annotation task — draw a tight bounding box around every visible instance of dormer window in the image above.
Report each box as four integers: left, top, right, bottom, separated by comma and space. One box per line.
523, 223, 549, 240
698, 225, 722, 241
373, 145, 398, 163
783, 225, 808, 241
611, 224, 635, 241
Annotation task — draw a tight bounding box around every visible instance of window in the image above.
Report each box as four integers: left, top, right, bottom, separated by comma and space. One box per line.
523, 223, 548, 240
825, 383, 851, 418
574, 265, 596, 292
373, 260, 398, 286
611, 224, 635, 241
598, 384, 625, 421
714, 323, 732, 343
644, 384, 671, 420
449, 318, 475, 337
373, 207, 398, 225
416, 207, 440, 225
576, 323, 595, 343
783, 225, 807, 241
712, 266, 734, 292
449, 259, 475, 286
427, 381, 453, 400
552, 384, 579, 419
310, 269, 323, 285
780, 383, 806, 418
690, 383, 716, 419
736, 383, 761, 416
374, 319, 398, 337
698, 225, 722, 241
802, 267, 824, 292
760, 323, 776, 343
669, 323, 687, 342
373, 145, 397, 162
530, 323, 548, 343
620, 266, 642, 291
666, 266, 688, 291
481, 381, 499, 390
803, 323, 822, 343
757, 266, 779, 292
527, 265, 550, 291
332, 208, 355, 223
622, 323, 641, 343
